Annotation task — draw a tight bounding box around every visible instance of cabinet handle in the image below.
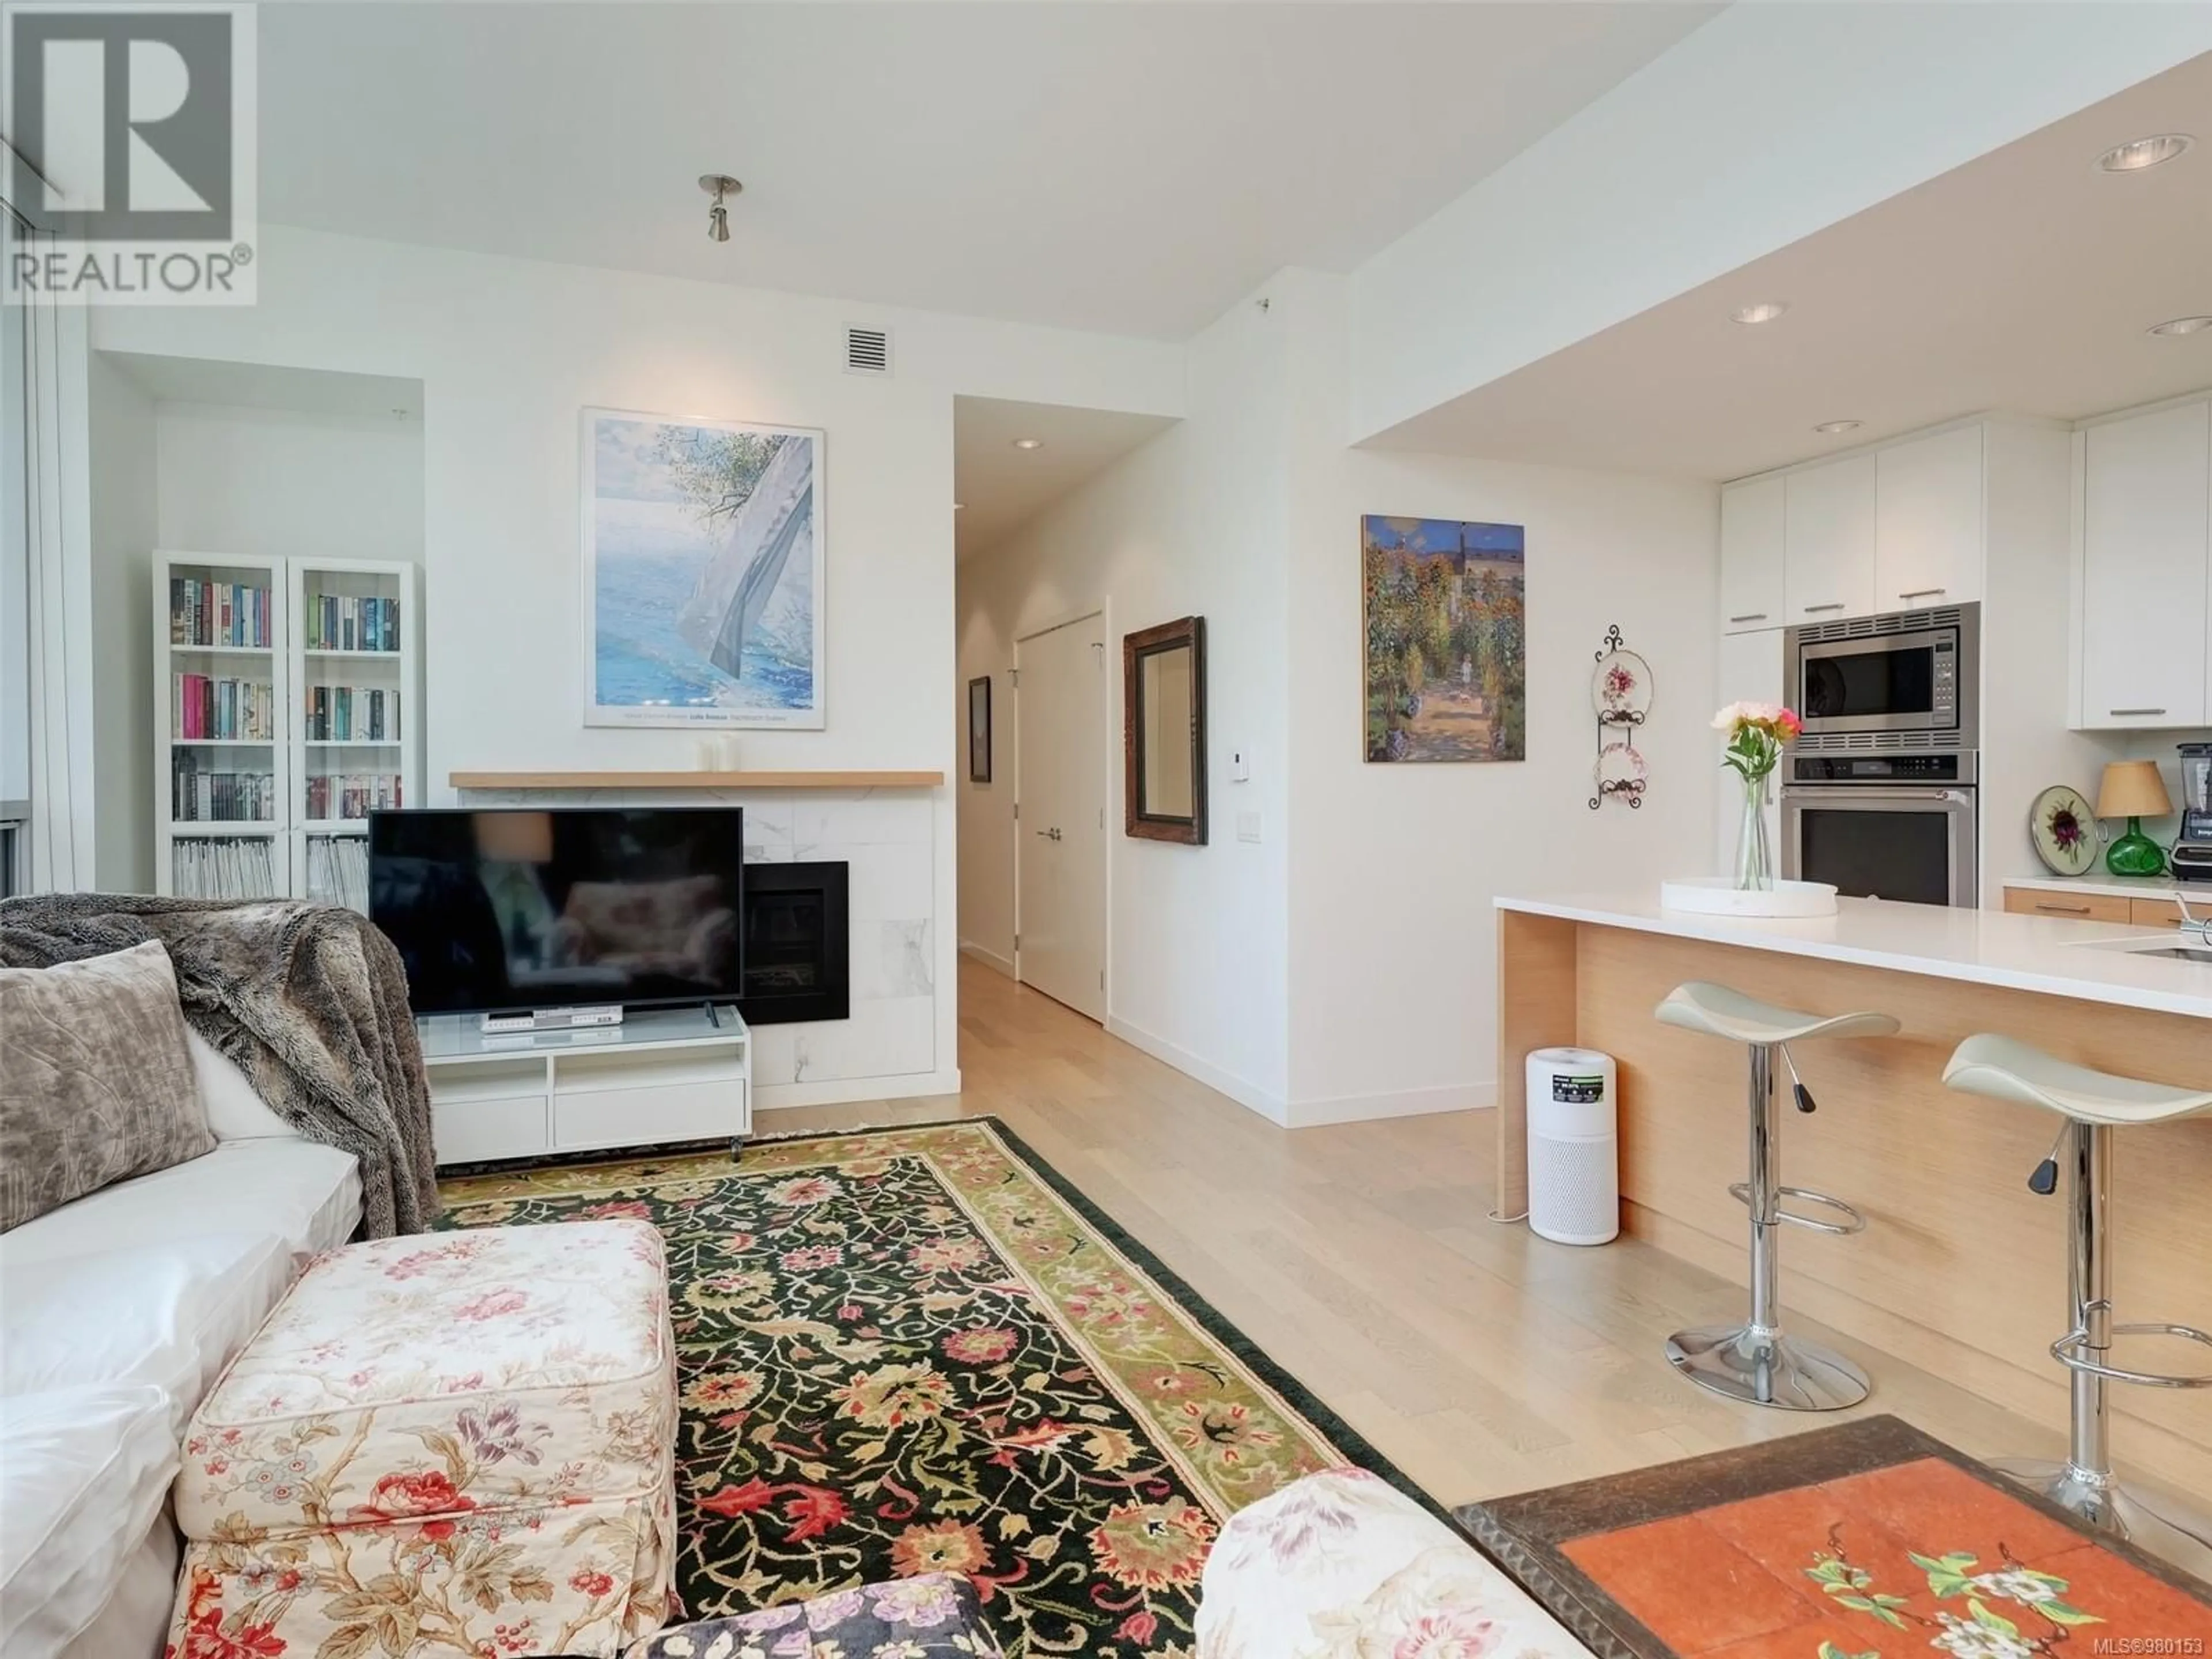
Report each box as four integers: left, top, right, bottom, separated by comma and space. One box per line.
1728, 612, 1769, 623
2109, 708, 2167, 717
2035, 902, 2091, 915
1899, 588, 1946, 601
1803, 603, 1847, 614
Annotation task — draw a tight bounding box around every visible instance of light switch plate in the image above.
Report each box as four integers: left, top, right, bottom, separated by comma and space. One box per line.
1230, 749, 1251, 782
1236, 811, 1262, 843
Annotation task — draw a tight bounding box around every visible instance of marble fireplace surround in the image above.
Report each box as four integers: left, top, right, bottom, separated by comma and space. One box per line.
453, 785, 949, 1109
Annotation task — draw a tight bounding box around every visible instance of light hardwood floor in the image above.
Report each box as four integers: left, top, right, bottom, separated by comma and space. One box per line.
759, 960, 2212, 1511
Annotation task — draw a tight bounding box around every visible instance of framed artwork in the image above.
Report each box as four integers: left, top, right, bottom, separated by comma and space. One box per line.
968, 675, 992, 783
1362, 515, 1525, 763
582, 407, 825, 728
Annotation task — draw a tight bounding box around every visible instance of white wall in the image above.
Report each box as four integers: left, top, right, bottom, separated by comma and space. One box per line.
86, 353, 157, 892
1280, 271, 1718, 1119
154, 402, 426, 567
958, 289, 1291, 1113
959, 270, 1721, 1125
94, 224, 1183, 1106
1350, 3, 2212, 444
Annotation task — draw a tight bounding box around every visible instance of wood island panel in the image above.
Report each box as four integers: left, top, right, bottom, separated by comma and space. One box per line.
1501, 918, 2212, 1467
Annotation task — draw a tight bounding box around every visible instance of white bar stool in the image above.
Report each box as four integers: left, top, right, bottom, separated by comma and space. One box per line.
1655, 982, 1899, 1411
1942, 1033, 2212, 1577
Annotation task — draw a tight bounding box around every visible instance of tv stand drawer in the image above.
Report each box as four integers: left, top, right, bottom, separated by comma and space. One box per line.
553, 1078, 748, 1153
431, 1092, 551, 1165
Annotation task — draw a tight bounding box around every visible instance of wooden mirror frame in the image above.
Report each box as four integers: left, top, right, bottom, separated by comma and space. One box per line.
1123, 616, 1207, 845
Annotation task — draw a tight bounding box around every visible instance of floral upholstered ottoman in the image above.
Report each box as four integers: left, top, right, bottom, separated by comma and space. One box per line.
169, 1220, 679, 1659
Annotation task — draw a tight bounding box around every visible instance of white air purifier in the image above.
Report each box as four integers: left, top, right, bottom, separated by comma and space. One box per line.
1525, 1047, 1620, 1246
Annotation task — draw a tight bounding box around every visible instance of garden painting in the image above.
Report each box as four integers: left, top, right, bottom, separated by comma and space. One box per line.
1363, 516, 1525, 762
583, 409, 824, 728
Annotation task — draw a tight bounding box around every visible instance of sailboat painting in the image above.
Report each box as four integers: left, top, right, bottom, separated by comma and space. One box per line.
582, 408, 825, 728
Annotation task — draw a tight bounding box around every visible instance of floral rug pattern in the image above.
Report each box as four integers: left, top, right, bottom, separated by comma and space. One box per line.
438, 1120, 1368, 1656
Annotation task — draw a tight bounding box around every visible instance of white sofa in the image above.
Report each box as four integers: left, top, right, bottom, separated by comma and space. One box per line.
0, 1029, 362, 1659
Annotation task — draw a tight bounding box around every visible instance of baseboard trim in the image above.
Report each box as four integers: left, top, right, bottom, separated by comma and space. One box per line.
753, 1067, 963, 1113
957, 940, 1015, 978
1280, 1081, 1494, 1128
1104, 1016, 1289, 1126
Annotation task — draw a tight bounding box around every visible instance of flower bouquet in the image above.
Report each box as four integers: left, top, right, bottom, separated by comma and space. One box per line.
1713, 702, 1802, 890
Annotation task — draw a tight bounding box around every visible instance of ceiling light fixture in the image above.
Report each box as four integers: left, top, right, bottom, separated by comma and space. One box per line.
2147, 315, 2212, 337
699, 173, 741, 243
1814, 419, 1862, 434
2096, 134, 2192, 173
1012, 437, 1044, 450
1730, 301, 1789, 325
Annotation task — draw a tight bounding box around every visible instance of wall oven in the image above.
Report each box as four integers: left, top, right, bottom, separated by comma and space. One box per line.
1781, 753, 1978, 907
1786, 603, 1979, 747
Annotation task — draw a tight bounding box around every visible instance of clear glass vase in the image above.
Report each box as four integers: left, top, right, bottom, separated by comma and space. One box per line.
1734, 772, 1775, 892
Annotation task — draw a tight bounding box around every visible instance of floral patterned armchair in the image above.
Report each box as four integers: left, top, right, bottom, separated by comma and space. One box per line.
1194, 1468, 1598, 1658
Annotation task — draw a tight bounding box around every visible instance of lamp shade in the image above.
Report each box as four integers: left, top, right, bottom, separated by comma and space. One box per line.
474, 811, 554, 863
2095, 761, 2173, 820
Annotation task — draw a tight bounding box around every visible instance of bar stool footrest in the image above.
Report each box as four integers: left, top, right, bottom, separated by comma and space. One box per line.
1727, 1181, 1868, 1236
2051, 1320, 2212, 1389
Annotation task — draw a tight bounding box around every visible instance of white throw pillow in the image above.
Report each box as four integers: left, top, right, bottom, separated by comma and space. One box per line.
0, 1385, 177, 1659
1, 1233, 294, 1430
184, 1025, 294, 1140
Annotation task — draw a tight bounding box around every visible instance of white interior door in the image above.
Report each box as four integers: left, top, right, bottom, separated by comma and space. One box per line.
1015, 612, 1107, 1020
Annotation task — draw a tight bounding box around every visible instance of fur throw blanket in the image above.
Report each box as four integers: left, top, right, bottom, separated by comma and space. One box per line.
0, 893, 438, 1237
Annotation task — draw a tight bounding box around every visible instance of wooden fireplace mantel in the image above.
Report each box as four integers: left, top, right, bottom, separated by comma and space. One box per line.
448, 770, 945, 790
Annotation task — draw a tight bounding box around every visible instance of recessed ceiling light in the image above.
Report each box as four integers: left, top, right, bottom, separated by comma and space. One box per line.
1012, 437, 1044, 450
1730, 301, 1789, 326
2096, 134, 2192, 173
1814, 419, 1862, 434
2147, 315, 2212, 336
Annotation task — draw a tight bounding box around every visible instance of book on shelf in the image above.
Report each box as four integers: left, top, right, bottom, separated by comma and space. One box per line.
170, 752, 275, 822
305, 592, 400, 653
303, 772, 403, 821
303, 835, 370, 912
168, 577, 271, 649
171, 836, 279, 901
172, 673, 274, 741
305, 685, 399, 742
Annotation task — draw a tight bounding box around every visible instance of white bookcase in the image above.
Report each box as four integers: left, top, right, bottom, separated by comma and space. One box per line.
153, 552, 421, 907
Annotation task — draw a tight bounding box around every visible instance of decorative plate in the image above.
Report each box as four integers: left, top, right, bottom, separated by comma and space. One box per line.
1592, 647, 1653, 724
1594, 740, 1648, 801
2029, 783, 2100, 877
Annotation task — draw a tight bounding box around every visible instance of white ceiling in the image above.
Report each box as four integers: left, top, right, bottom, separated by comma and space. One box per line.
256, 2, 1718, 341
953, 396, 1177, 560
1373, 50, 2212, 480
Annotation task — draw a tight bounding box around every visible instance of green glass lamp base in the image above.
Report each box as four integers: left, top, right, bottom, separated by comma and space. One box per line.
2105, 817, 2167, 878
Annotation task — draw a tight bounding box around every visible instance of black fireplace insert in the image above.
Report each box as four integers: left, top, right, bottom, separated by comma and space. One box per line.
737, 860, 850, 1025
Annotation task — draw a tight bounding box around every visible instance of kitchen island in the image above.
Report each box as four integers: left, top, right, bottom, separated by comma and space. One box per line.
1497, 892, 2211, 1480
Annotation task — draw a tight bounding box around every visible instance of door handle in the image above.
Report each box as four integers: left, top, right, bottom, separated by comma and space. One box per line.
1898, 588, 1946, 601
1034, 827, 1062, 841
1728, 612, 1768, 624
1802, 603, 1847, 614
2109, 708, 2166, 718
2034, 902, 2092, 916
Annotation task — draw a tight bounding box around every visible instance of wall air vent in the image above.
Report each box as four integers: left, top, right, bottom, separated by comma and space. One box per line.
844, 325, 891, 377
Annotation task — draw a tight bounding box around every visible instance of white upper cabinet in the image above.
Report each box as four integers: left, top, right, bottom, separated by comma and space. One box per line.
1875, 426, 1984, 610
1719, 476, 1785, 634
2079, 399, 2210, 730
1783, 452, 1877, 624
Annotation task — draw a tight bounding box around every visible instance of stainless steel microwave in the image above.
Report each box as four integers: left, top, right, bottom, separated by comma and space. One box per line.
1785, 603, 1979, 749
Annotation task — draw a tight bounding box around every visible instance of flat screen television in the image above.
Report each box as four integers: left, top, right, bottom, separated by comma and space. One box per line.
369, 806, 745, 1017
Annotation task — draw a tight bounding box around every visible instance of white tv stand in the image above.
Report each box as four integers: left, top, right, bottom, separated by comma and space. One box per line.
418, 1003, 751, 1168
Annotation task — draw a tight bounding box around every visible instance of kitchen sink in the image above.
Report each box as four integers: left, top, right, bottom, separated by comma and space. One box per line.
2070, 932, 2212, 965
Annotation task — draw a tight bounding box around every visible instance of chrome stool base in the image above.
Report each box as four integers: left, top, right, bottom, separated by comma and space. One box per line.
1987, 1456, 2212, 1582
1665, 1323, 1871, 1412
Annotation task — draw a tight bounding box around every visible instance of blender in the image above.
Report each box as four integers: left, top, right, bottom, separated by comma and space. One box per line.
2173, 743, 2212, 885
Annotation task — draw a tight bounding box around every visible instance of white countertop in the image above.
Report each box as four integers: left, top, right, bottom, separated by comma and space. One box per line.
1496, 891, 2212, 1020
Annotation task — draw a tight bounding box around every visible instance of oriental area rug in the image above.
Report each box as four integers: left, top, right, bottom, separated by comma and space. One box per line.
437, 1118, 1413, 1657
1455, 1416, 2212, 1659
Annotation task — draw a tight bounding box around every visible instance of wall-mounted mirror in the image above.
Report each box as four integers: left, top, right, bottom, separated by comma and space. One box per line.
1124, 616, 1206, 844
